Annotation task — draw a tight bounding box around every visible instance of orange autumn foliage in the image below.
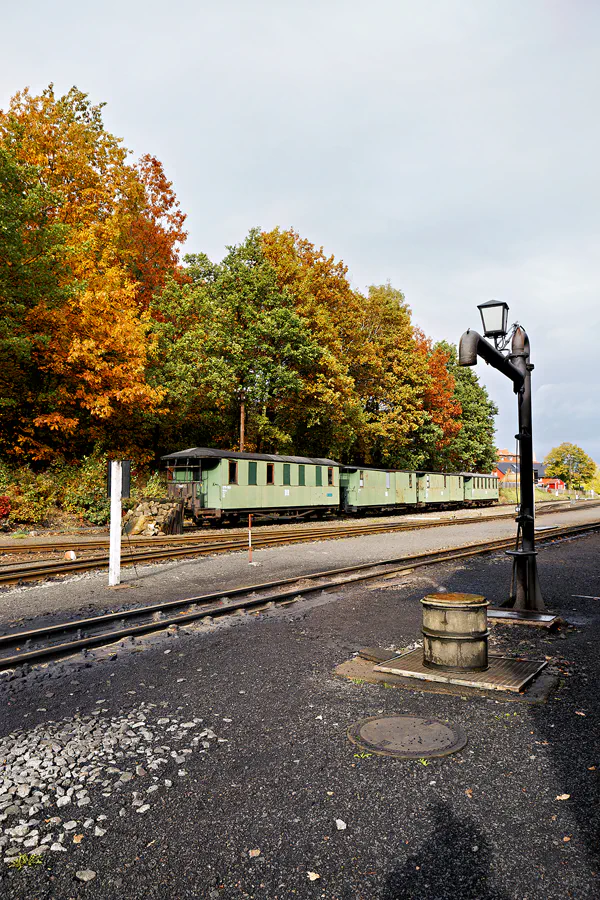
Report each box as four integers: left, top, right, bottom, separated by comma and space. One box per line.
0, 85, 185, 459
414, 330, 462, 448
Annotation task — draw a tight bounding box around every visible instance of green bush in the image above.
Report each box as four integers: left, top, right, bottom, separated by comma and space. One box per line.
60, 452, 111, 525
0, 453, 167, 527
133, 470, 167, 500
2, 468, 57, 524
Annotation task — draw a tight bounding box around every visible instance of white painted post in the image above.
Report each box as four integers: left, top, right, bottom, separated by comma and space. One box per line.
109, 460, 122, 586
248, 513, 253, 564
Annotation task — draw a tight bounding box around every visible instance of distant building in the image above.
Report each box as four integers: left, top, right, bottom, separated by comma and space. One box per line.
497, 448, 518, 464
539, 476, 566, 492
493, 461, 548, 485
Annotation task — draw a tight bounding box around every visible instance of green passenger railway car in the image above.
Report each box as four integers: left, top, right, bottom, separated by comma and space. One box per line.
163, 448, 340, 524
339, 468, 496, 512
163, 447, 499, 523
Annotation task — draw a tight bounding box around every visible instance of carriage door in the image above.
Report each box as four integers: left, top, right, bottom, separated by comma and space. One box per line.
339, 472, 349, 511
194, 465, 206, 508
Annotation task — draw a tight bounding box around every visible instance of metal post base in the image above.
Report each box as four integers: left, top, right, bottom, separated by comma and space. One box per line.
502, 549, 546, 613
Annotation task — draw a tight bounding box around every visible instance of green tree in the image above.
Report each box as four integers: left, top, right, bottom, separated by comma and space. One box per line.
440, 345, 498, 472
544, 443, 596, 489
588, 465, 600, 494
148, 229, 321, 454
0, 143, 71, 456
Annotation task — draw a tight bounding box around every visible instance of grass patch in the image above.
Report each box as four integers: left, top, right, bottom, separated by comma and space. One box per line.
7, 853, 44, 870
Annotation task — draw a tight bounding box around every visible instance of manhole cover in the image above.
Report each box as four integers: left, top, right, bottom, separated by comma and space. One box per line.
347, 715, 467, 759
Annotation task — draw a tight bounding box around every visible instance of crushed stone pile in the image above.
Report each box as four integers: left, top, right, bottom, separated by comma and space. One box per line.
0, 705, 217, 865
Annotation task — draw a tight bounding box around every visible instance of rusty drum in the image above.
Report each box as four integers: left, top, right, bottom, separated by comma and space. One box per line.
421, 592, 489, 672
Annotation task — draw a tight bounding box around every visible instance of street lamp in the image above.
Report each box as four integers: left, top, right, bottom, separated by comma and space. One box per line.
459, 305, 545, 616
477, 299, 509, 342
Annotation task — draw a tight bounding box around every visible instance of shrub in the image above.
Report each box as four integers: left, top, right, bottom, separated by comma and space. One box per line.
0, 452, 166, 527
61, 452, 111, 525
4, 469, 56, 524
133, 470, 167, 500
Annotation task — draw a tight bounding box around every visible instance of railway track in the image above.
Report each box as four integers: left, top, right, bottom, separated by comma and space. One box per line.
0, 500, 592, 587
0, 499, 578, 556
0, 518, 598, 672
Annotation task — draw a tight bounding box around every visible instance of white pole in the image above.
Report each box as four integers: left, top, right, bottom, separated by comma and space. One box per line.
109, 460, 122, 586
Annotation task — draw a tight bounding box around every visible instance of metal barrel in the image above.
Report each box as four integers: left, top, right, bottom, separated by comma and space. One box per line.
421, 593, 489, 672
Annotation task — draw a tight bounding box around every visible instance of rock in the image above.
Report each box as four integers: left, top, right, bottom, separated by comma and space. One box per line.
136, 804, 150, 814
94, 826, 106, 836
51, 842, 67, 852
335, 819, 347, 831
76, 870, 97, 882
56, 796, 71, 808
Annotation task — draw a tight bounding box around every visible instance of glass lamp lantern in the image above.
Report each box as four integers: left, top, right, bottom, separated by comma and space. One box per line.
477, 299, 509, 339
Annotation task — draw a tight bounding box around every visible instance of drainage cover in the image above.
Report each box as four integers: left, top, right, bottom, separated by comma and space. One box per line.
347, 715, 467, 759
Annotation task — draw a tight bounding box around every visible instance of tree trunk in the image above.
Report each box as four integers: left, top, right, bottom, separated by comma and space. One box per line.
240, 400, 245, 453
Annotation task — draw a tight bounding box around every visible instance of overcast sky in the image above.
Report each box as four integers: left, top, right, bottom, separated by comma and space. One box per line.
2, 0, 599, 462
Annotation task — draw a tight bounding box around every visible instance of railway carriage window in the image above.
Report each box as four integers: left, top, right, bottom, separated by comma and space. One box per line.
228, 461, 238, 484
386, 472, 391, 489
298, 465, 305, 486
444, 476, 447, 489
248, 461, 257, 485
167, 467, 174, 482
266, 463, 274, 485
426, 475, 431, 488
409, 474, 412, 489
327, 467, 334, 486
316, 466, 322, 487
359, 470, 364, 488
283, 464, 291, 485
192, 467, 200, 481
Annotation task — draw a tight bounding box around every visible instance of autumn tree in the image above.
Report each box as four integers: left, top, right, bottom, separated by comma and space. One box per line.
352, 284, 430, 467
0, 85, 185, 459
407, 333, 462, 469
544, 443, 596, 488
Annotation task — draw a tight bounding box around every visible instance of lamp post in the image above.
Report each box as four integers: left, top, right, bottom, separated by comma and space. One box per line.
459, 301, 545, 614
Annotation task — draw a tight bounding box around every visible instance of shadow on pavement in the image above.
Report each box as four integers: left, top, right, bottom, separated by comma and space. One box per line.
381, 801, 509, 900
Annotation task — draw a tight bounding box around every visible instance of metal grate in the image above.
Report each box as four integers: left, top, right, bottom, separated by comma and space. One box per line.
374, 648, 546, 693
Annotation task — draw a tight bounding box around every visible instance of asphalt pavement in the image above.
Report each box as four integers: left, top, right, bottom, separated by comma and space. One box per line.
0, 524, 598, 899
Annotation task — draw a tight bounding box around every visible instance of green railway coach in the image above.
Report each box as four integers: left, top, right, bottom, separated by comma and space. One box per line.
163, 448, 341, 523
462, 473, 499, 505
416, 471, 464, 505
340, 467, 418, 511
341, 467, 468, 511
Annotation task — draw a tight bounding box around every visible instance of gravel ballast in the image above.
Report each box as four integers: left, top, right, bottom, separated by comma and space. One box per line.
0, 503, 598, 628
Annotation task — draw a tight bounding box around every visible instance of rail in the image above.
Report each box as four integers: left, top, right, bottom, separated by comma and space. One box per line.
0, 518, 598, 671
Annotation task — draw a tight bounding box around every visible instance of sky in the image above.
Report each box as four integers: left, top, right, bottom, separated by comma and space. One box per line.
2, 0, 599, 461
